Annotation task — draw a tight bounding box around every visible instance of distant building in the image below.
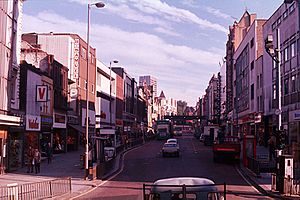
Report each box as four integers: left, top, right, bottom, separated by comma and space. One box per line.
139, 75, 157, 98
177, 101, 187, 116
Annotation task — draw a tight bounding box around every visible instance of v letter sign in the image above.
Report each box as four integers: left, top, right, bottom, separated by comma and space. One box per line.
36, 85, 48, 102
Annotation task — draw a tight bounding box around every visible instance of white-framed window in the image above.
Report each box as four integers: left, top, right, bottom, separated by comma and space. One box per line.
284, 47, 289, 61
291, 42, 296, 57
81, 47, 86, 59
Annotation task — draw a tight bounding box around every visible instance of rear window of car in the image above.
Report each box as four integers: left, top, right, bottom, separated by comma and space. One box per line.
164, 143, 177, 147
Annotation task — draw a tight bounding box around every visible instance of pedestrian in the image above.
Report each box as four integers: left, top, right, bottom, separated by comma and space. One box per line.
268, 134, 276, 161
46, 142, 53, 164
34, 148, 41, 174
88, 146, 93, 168
26, 146, 34, 173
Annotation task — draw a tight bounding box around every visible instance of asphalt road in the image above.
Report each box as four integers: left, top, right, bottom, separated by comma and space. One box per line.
76, 135, 273, 200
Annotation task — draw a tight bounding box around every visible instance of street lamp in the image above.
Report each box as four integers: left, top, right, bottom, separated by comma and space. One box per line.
85, 1, 105, 180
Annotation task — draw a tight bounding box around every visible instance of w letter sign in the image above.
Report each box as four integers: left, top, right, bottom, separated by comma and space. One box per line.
36, 85, 48, 102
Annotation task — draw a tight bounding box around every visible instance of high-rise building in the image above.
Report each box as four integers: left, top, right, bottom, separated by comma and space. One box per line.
139, 75, 157, 98
0, 0, 24, 174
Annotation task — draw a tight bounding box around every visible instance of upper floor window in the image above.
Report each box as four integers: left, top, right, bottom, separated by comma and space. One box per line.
81, 47, 86, 59
284, 78, 289, 95
250, 38, 254, 48
289, 3, 296, 13
291, 42, 296, 57
250, 61, 254, 70
283, 10, 288, 19
284, 47, 289, 62
273, 84, 276, 100
291, 75, 296, 93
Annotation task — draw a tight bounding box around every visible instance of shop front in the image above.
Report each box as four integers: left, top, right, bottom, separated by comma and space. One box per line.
289, 110, 300, 167
40, 115, 53, 156
7, 126, 25, 172
53, 112, 67, 154
67, 114, 80, 151
24, 114, 41, 168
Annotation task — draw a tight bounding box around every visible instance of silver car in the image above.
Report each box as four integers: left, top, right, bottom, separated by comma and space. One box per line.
162, 142, 179, 157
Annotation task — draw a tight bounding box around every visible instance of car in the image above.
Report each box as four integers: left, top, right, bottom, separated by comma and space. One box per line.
167, 138, 178, 144
162, 142, 180, 157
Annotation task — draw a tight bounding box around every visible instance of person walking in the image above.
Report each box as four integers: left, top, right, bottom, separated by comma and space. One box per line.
46, 142, 53, 164
33, 148, 41, 174
26, 146, 34, 173
268, 134, 276, 161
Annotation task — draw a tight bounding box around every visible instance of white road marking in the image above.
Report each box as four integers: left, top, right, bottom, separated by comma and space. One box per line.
235, 166, 260, 193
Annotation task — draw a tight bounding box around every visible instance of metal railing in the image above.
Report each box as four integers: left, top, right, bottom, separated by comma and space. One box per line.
0, 177, 71, 200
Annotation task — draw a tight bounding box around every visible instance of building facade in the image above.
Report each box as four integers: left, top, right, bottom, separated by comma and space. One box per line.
0, 0, 24, 174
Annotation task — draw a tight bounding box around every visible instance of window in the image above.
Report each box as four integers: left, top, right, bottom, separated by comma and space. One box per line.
91, 84, 94, 93
292, 75, 296, 92
257, 75, 259, 89
257, 96, 260, 111
277, 17, 282, 26
250, 38, 254, 48
289, 3, 295, 13
251, 84, 254, 100
260, 74, 263, 88
84, 80, 87, 90
81, 47, 86, 59
283, 10, 288, 19
251, 61, 254, 70
284, 78, 289, 95
291, 42, 296, 57
272, 22, 276, 30
284, 47, 289, 61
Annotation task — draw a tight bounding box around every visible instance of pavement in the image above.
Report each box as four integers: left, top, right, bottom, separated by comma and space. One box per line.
0, 146, 124, 199
238, 145, 300, 200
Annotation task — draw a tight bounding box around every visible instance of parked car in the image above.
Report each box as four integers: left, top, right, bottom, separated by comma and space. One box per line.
162, 142, 180, 157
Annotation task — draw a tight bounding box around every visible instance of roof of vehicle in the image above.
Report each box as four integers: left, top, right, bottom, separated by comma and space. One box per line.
167, 139, 177, 143
151, 177, 218, 193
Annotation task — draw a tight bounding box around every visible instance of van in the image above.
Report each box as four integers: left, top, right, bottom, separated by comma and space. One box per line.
143, 177, 226, 200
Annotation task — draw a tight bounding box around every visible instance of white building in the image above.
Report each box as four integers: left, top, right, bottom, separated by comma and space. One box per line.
0, 0, 24, 174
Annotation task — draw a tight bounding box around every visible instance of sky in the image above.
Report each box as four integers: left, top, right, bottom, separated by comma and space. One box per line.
22, 0, 283, 106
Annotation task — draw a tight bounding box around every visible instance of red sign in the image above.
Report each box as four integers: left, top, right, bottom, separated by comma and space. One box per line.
73, 39, 80, 80
36, 85, 48, 102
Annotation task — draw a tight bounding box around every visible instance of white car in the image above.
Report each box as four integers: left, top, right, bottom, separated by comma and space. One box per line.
167, 138, 178, 144
162, 142, 180, 157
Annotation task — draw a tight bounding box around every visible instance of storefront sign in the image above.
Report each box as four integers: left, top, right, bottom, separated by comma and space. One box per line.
67, 115, 78, 125
53, 113, 66, 129
73, 39, 80, 80
36, 85, 48, 102
41, 115, 53, 126
26, 115, 41, 131
289, 110, 300, 121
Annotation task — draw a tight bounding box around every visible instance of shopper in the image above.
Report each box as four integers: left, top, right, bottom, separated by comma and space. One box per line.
26, 146, 34, 173
46, 142, 53, 164
34, 148, 41, 174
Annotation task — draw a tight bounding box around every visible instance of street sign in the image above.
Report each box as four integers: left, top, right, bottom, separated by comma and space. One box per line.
275, 109, 281, 115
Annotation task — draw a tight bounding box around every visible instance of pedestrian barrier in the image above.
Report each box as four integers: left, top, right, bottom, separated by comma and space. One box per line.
271, 173, 300, 196
0, 177, 71, 200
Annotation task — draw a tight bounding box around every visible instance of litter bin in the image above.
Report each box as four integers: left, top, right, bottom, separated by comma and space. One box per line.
89, 163, 97, 180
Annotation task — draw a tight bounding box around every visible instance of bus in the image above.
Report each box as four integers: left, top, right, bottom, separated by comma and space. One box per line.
155, 120, 172, 140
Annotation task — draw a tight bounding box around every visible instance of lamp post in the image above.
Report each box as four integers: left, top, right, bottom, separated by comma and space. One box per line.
85, 1, 105, 180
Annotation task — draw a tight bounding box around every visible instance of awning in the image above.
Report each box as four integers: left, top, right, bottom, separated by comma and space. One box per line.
68, 124, 85, 133
0, 114, 22, 126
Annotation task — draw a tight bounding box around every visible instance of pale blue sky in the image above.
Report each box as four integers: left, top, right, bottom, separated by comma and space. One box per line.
23, 0, 283, 106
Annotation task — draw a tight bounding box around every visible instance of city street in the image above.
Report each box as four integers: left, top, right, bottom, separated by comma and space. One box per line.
75, 135, 273, 200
